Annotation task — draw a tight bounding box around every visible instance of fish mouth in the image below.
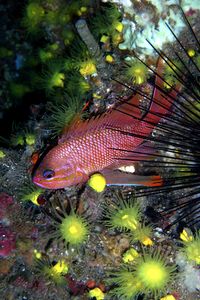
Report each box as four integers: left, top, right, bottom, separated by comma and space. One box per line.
32, 176, 46, 188
32, 175, 57, 189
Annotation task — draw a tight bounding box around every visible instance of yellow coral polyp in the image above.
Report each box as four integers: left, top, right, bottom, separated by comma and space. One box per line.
39, 49, 53, 62
51, 260, 68, 276
79, 79, 90, 92
22, 188, 43, 206
77, 6, 87, 16
112, 32, 123, 46
80, 6, 87, 13
25, 133, 36, 146
27, 3, 44, 21
131, 224, 153, 246
40, 63, 66, 94
108, 270, 142, 299
0, 150, 6, 158
114, 21, 123, 33
69, 225, 78, 234
88, 173, 106, 192
104, 199, 141, 232
92, 93, 102, 99
38, 44, 59, 62
58, 15, 69, 25
184, 236, 200, 264
195, 54, 200, 68
180, 229, 193, 242
105, 54, 114, 63
141, 262, 166, 284
100, 35, 109, 43
109, 251, 175, 299
50, 43, 59, 51
135, 253, 175, 296
51, 72, 65, 88
34, 249, 42, 259
24, 2, 45, 27
11, 134, 24, 146
125, 61, 148, 85
79, 60, 97, 76
187, 48, 195, 57
60, 213, 89, 246
88, 287, 105, 300
122, 248, 139, 263
45, 10, 59, 25
42, 259, 68, 285
164, 60, 180, 74
163, 78, 174, 90
121, 214, 138, 230
142, 236, 153, 246
163, 60, 182, 89
160, 295, 176, 300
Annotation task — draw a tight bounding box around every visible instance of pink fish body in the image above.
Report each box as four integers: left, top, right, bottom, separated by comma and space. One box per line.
33, 59, 179, 189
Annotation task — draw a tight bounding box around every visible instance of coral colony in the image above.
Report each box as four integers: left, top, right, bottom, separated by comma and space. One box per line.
0, 1, 200, 299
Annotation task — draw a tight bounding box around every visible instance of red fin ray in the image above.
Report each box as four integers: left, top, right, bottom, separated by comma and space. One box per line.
59, 58, 180, 145
144, 58, 182, 124
114, 94, 142, 120
112, 141, 156, 163
59, 94, 143, 143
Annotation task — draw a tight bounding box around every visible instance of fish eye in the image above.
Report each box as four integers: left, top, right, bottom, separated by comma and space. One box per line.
43, 169, 55, 179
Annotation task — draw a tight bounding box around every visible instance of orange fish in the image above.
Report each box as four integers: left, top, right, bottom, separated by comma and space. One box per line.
33, 59, 179, 189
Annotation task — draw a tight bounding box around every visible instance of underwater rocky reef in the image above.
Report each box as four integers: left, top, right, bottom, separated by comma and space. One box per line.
0, 0, 200, 299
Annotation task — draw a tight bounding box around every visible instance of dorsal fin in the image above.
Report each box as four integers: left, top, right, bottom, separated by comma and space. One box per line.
58, 94, 142, 144
59, 113, 82, 138
144, 58, 182, 124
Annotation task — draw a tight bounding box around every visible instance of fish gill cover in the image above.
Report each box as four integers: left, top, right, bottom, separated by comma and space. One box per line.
0, 0, 200, 299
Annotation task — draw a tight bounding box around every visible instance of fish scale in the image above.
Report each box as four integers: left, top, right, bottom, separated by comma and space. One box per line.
33, 58, 181, 189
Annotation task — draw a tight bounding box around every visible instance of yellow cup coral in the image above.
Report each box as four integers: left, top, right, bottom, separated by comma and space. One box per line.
59, 213, 89, 247
36, 257, 68, 286
20, 184, 44, 206
79, 59, 97, 76
0, 150, 6, 158
88, 287, 105, 300
107, 269, 142, 299
134, 252, 176, 297
163, 59, 182, 89
88, 173, 106, 193
182, 231, 200, 264
43, 199, 90, 250
26, 3, 44, 22
22, 2, 45, 34
104, 198, 141, 232
122, 248, 139, 263
108, 251, 176, 299
160, 295, 176, 300
50, 72, 65, 88
125, 60, 149, 85
25, 133, 36, 146
131, 224, 153, 246
51, 260, 68, 276
39, 62, 65, 94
